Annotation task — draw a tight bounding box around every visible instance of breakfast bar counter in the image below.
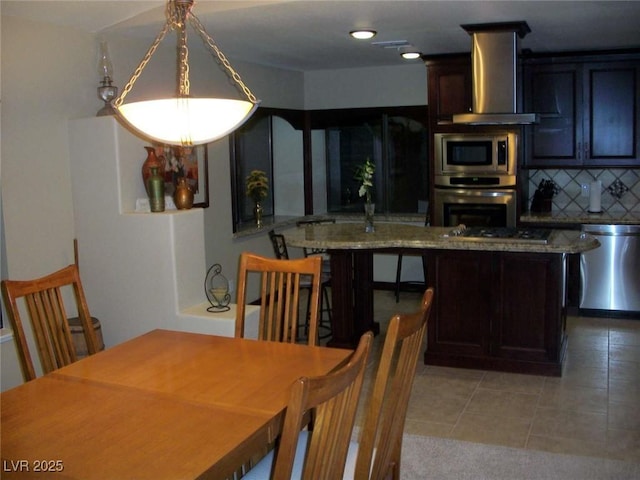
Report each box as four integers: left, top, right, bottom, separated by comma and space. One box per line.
287, 222, 599, 376
286, 222, 598, 254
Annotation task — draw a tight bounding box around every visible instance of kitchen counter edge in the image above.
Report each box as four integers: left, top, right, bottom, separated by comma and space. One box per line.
286, 223, 599, 255
521, 211, 640, 225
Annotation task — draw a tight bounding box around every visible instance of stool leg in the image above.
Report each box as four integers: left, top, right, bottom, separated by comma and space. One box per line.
421, 254, 428, 290
301, 287, 312, 341
395, 253, 403, 303
318, 284, 332, 340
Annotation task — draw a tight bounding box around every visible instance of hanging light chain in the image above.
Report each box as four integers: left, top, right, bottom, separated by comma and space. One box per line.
177, 15, 190, 96
188, 14, 258, 104
113, 22, 171, 107
114, 0, 258, 109
172, 0, 190, 97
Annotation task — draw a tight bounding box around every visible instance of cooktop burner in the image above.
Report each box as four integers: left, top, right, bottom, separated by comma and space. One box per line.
456, 227, 552, 244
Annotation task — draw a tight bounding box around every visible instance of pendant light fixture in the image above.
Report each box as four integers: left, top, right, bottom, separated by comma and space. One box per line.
113, 0, 260, 146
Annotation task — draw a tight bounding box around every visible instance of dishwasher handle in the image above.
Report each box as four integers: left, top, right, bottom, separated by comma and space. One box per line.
582, 224, 640, 236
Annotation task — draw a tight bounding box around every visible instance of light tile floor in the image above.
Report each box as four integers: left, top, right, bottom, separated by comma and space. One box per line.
354, 290, 640, 463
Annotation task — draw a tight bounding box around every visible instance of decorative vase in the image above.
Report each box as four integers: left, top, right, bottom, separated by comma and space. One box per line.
254, 201, 264, 228
147, 166, 165, 212
173, 176, 194, 209
364, 202, 375, 233
141, 146, 164, 196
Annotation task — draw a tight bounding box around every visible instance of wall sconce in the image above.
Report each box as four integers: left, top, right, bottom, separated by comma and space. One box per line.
113, 0, 260, 146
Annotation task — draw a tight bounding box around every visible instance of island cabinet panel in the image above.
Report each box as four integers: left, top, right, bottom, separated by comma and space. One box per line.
491, 253, 566, 365
428, 250, 492, 357
425, 250, 568, 376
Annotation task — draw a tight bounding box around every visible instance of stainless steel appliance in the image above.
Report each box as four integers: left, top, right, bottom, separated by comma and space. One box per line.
432, 128, 519, 227
449, 226, 552, 244
452, 22, 539, 125
433, 188, 517, 227
434, 132, 517, 187
580, 224, 640, 315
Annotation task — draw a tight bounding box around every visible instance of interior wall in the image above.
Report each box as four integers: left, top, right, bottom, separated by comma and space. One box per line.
1, 15, 95, 279
274, 116, 305, 217
304, 63, 427, 109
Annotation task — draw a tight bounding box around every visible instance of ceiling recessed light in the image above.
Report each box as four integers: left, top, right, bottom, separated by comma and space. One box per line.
401, 52, 421, 60
350, 30, 377, 40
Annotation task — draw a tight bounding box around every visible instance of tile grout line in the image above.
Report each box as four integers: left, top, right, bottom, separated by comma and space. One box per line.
524, 376, 547, 450
449, 370, 487, 435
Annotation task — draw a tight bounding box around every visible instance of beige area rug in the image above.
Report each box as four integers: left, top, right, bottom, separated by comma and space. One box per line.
399, 434, 640, 480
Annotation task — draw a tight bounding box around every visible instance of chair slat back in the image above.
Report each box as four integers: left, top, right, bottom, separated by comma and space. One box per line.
235, 252, 322, 345
355, 288, 434, 480
273, 331, 373, 480
1, 264, 100, 381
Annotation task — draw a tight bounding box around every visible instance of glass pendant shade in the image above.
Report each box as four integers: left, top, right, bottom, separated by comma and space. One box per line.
117, 98, 258, 146
98, 41, 114, 79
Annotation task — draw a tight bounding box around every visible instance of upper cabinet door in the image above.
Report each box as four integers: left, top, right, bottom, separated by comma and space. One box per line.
524, 63, 582, 166
523, 54, 640, 168
426, 56, 472, 128
585, 62, 639, 166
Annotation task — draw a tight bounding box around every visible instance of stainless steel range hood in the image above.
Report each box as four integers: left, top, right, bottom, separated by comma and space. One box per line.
452, 22, 539, 125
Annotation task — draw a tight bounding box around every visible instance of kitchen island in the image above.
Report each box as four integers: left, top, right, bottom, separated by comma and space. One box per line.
286, 222, 599, 376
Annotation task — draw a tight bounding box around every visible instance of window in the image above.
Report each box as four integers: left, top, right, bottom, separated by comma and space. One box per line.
230, 106, 428, 232
324, 108, 429, 214
230, 113, 274, 230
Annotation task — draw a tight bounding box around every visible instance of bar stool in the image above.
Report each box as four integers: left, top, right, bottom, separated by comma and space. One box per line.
395, 251, 428, 302
395, 214, 429, 302
268, 230, 333, 341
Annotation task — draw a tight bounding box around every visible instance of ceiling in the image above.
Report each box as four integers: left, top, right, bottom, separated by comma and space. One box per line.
3, 1, 640, 71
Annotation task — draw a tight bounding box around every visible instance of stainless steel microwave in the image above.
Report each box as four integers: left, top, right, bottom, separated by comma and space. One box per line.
434, 132, 517, 187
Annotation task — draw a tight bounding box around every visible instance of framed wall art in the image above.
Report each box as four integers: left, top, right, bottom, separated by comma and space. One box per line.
158, 144, 209, 208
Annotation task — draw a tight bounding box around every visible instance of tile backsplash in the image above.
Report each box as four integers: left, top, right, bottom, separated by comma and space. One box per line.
527, 169, 640, 214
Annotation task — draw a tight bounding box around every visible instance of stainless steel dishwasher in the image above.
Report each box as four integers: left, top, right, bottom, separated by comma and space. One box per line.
580, 224, 640, 315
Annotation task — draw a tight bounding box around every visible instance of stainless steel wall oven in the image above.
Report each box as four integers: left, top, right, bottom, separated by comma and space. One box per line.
433, 188, 517, 227
432, 130, 519, 228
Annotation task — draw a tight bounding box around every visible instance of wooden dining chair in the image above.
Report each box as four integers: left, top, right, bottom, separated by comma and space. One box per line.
347, 287, 434, 480
235, 252, 323, 345
1, 264, 101, 382
268, 230, 332, 341
242, 331, 373, 480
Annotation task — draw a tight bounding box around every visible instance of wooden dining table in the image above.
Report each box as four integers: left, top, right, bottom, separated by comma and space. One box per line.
1, 329, 352, 479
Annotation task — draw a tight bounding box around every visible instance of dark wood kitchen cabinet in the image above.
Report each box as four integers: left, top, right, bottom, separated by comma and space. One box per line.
523, 53, 640, 167
425, 55, 472, 129
425, 249, 568, 376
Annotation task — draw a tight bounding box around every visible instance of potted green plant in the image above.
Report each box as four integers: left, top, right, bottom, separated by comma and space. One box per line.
245, 170, 269, 227
354, 158, 376, 232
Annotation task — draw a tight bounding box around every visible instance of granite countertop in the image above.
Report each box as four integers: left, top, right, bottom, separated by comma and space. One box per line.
233, 213, 426, 238
521, 210, 640, 225
286, 223, 599, 254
